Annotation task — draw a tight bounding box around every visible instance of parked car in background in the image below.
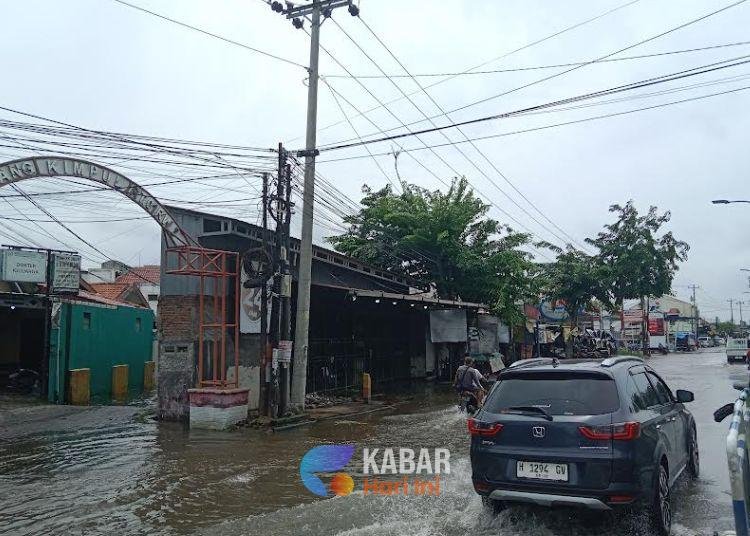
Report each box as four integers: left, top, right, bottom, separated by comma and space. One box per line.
726, 337, 749, 363
698, 337, 710, 348
470, 356, 698, 536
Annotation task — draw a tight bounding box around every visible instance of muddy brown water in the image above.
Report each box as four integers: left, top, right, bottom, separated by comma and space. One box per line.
0, 350, 741, 535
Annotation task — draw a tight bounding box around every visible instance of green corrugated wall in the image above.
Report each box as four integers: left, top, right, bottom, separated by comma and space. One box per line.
49, 301, 155, 404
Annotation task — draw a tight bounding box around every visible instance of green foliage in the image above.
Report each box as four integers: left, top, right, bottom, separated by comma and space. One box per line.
328, 178, 538, 324
587, 201, 689, 307
542, 247, 609, 325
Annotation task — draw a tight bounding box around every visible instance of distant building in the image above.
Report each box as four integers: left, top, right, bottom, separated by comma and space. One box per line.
115, 265, 160, 316
89, 282, 150, 309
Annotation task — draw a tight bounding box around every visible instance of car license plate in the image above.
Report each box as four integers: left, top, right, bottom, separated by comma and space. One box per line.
516, 461, 568, 481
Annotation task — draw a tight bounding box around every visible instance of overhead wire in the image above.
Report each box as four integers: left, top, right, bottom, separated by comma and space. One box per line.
323, 40, 750, 79
319, 0, 750, 147
316, 54, 750, 152
295, 0, 644, 142
351, 13, 592, 252
109, 0, 308, 69
316, 83, 750, 162
309, 27, 556, 259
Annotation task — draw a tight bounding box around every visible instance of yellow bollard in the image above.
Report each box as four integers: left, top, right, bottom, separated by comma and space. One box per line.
362, 373, 371, 404
111, 364, 129, 403
143, 361, 155, 392
68, 368, 90, 405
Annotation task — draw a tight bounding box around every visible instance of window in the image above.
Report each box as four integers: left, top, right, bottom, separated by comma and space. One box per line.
630, 372, 661, 408
484, 372, 619, 416
147, 294, 158, 301
82, 312, 91, 330
135, 317, 142, 332
626, 376, 648, 412
646, 372, 674, 405
202, 218, 222, 233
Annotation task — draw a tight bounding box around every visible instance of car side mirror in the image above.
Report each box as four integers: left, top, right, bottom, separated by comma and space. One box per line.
676, 389, 694, 403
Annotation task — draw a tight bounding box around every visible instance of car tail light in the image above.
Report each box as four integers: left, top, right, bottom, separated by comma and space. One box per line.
473, 479, 492, 493
608, 495, 634, 504
467, 418, 503, 437
579, 422, 640, 441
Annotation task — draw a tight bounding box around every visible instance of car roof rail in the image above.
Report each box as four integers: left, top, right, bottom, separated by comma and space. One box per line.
508, 358, 555, 369
600, 356, 644, 368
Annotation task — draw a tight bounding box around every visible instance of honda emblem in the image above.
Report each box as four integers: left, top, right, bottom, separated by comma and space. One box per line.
532, 426, 546, 438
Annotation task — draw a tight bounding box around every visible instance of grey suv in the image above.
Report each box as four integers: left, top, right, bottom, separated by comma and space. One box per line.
469, 356, 698, 536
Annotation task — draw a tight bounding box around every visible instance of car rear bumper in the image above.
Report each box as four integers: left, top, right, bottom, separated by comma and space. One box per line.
489, 489, 611, 510
475, 479, 643, 510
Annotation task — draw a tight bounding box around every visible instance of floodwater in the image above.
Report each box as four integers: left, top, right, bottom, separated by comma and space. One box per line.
0, 349, 742, 536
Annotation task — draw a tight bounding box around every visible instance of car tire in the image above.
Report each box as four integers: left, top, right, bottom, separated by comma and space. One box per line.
687, 427, 700, 479
651, 464, 671, 536
481, 496, 505, 514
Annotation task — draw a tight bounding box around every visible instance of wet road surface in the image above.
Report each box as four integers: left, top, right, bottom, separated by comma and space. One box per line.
0, 349, 743, 535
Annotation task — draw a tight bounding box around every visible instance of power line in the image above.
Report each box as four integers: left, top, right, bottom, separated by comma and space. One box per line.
353, 13, 592, 252
321, 76, 399, 191
323, 40, 750, 79
316, 54, 750, 153
320, 0, 749, 147
309, 28, 557, 257
316, 83, 750, 162
109, 0, 307, 69
294, 0, 643, 143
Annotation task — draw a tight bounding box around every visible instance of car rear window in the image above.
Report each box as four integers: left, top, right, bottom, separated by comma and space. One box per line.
484, 372, 620, 416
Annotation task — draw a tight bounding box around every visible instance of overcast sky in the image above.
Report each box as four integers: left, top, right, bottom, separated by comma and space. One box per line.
1, 0, 749, 320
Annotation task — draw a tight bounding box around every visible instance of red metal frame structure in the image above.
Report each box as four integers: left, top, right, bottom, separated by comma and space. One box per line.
165, 245, 240, 388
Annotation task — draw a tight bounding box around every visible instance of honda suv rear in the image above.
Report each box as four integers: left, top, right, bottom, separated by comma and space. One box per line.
469, 356, 697, 536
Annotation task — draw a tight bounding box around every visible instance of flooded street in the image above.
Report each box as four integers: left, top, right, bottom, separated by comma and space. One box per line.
0, 349, 744, 536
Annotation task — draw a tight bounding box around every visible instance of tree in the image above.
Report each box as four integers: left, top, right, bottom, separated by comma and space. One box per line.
587, 201, 689, 351
543, 247, 610, 356
328, 178, 539, 324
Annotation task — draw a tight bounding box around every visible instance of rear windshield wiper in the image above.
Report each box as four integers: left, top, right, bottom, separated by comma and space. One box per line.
501, 406, 553, 421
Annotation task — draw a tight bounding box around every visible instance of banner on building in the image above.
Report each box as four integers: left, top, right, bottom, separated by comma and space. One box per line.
648, 315, 665, 336
498, 321, 510, 344
538, 299, 569, 322
51, 253, 81, 293
430, 309, 467, 343
469, 315, 501, 354
239, 267, 271, 334
0, 249, 47, 283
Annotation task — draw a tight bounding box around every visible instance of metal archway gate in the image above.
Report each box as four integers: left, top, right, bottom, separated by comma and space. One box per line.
0, 155, 240, 392
0, 156, 191, 246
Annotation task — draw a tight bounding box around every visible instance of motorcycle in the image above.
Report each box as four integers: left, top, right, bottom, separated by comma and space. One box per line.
7, 368, 40, 395
458, 390, 479, 415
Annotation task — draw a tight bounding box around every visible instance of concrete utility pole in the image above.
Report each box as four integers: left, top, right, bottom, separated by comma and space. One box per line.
268, 0, 360, 409
739, 300, 745, 328
688, 285, 699, 342
728, 299, 735, 325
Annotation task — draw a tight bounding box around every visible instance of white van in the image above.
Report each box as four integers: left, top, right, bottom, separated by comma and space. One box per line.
726, 337, 749, 363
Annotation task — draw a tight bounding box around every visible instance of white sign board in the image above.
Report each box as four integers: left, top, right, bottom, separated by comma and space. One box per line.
51, 253, 81, 293
1, 250, 47, 283
239, 267, 271, 334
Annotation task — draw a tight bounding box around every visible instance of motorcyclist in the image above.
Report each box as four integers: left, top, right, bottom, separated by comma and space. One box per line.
454, 355, 487, 407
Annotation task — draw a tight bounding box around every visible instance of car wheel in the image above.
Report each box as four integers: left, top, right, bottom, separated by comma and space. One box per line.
481, 496, 505, 514
651, 464, 671, 536
687, 427, 699, 479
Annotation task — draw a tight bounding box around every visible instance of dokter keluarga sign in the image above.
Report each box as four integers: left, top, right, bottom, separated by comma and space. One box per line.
0, 249, 47, 283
